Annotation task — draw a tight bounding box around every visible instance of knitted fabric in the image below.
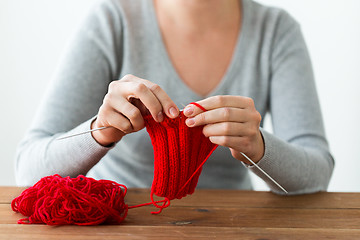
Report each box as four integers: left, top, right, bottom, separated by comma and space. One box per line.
144, 107, 218, 202
12, 103, 218, 224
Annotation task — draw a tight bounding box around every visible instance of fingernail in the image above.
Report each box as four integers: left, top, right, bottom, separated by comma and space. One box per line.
184, 106, 193, 116
186, 118, 195, 127
157, 111, 164, 122
169, 107, 178, 118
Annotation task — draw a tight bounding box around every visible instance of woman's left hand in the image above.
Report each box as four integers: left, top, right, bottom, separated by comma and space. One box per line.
183, 95, 264, 164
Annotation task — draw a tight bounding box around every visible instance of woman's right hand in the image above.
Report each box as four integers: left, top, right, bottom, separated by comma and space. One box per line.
91, 74, 179, 146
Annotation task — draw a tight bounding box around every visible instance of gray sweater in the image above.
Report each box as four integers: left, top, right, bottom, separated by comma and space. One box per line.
15, 0, 334, 194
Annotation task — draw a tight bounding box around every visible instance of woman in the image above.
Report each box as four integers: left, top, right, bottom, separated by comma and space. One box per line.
16, 0, 334, 194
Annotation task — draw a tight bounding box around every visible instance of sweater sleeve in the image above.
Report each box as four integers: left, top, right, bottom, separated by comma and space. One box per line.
15, 0, 123, 186
247, 11, 334, 194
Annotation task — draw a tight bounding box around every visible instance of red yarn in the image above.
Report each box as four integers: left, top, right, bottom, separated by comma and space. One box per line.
189, 102, 207, 112
11, 175, 128, 225
143, 103, 218, 212
12, 103, 218, 224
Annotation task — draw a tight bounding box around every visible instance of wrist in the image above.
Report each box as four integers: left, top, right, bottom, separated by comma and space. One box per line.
253, 131, 265, 163
91, 119, 124, 147
241, 132, 265, 165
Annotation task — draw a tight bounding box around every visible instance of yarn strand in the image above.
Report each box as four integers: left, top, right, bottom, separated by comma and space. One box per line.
189, 102, 207, 112
12, 102, 218, 225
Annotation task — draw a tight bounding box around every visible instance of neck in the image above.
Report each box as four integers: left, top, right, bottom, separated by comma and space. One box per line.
153, 0, 241, 32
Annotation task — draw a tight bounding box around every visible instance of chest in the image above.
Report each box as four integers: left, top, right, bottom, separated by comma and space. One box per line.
159, 27, 240, 97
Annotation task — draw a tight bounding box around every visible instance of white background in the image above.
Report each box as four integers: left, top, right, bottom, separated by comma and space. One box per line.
1, 0, 359, 191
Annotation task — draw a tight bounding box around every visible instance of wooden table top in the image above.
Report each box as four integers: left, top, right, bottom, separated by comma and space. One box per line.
1, 187, 359, 239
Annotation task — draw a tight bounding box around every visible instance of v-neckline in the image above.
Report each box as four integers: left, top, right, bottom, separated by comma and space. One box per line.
147, 0, 249, 99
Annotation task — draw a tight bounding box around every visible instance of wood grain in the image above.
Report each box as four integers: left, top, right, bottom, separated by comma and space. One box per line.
5, 187, 360, 208
2, 187, 360, 239
1, 225, 360, 240
6, 205, 360, 229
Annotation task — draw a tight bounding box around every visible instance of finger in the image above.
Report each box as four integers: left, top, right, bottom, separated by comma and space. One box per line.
112, 97, 145, 131
103, 92, 145, 131
185, 107, 250, 127
134, 78, 179, 118
98, 106, 134, 134
209, 136, 253, 154
120, 81, 164, 122
202, 122, 249, 137
130, 98, 150, 116
184, 95, 255, 117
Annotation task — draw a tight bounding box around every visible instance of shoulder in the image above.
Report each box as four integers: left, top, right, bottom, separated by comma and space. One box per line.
242, 0, 305, 60
87, 0, 147, 21
244, 0, 300, 38
80, 0, 150, 36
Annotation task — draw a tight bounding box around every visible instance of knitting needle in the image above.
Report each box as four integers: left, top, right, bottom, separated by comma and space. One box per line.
55, 110, 288, 194
240, 152, 288, 194
57, 130, 288, 193
181, 102, 287, 193
56, 108, 185, 141
56, 126, 109, 140
180, 103, 288, 193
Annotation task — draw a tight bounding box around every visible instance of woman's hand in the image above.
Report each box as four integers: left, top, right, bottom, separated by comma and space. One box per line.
92, 74, 179, 146
183, 95, 264, 164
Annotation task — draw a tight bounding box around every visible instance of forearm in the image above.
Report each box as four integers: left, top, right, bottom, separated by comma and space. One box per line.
15, 118, 112, 186
248, 129, 334, 194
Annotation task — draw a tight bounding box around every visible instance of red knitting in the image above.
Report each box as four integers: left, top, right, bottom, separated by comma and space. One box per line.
12, 103, 218, 224
144, 103, 218, 211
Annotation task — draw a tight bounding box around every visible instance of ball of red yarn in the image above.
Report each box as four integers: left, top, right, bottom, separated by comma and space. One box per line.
11, 174, 128, 225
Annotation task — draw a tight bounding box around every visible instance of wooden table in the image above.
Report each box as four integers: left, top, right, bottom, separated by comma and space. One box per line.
1, 187, 359, 239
